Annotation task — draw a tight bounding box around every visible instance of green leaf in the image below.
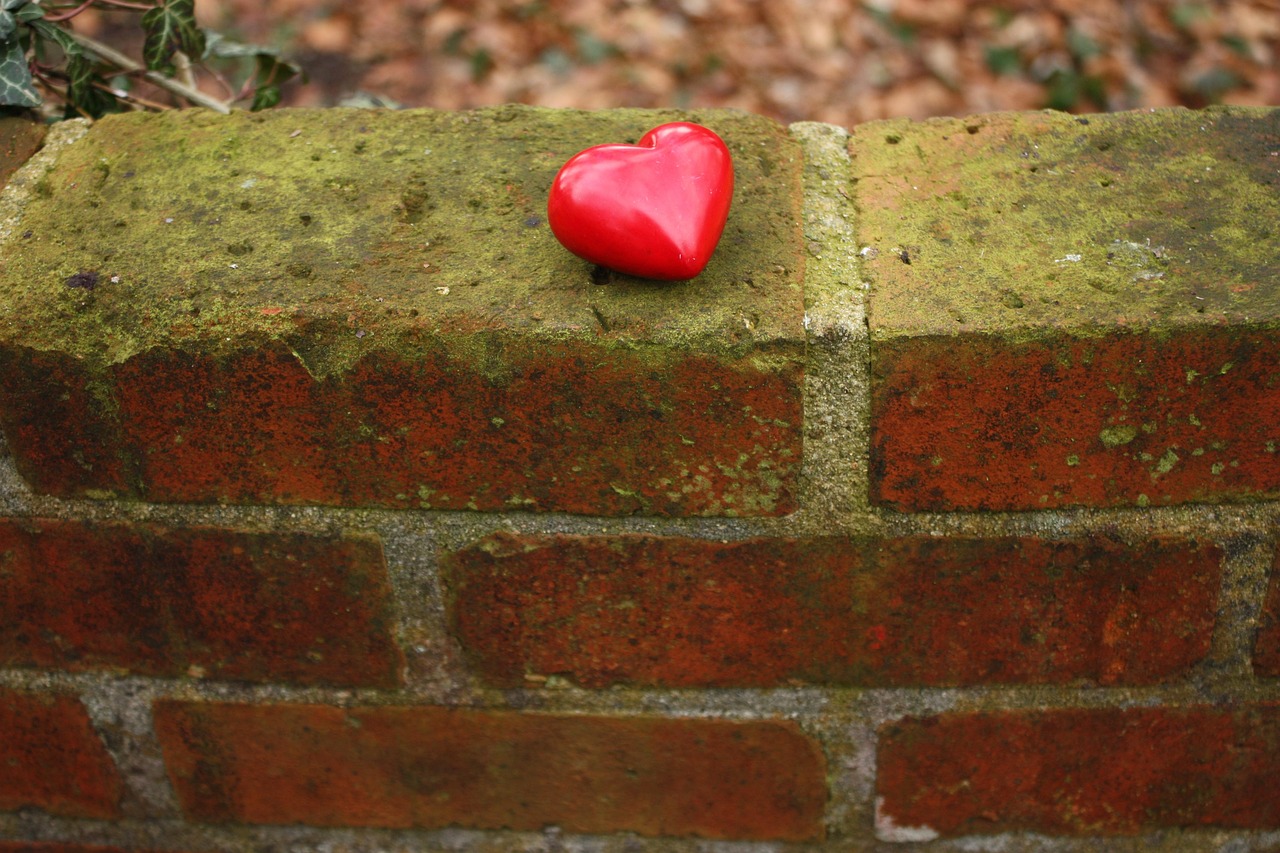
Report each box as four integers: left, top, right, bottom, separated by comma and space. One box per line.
142, 0, 205, 74
14, 3, 42, 23
0, 12, 15, 42
30, 19, 82, 57
0, 30, 39, 106
65, 50, 93, 104
203, 30, 281, 60
65, 57, 122, 118
249, 52, 298, 110
250, 83, 279, 111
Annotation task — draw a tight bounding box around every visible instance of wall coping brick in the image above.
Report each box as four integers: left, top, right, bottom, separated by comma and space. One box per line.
858, 107, 1279, 339
0, 107, 805, 516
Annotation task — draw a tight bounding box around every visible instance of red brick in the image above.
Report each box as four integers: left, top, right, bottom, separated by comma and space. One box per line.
0, 519, 402, 688
0, 116, 45, 191
876, 705, 1280, 838
871, 328, 1280, 511
0, 108, 804, 518
152, 701, 826, 841
96, 340, 799, 515
443, 533, 1220, 688
0, 690, 123, 819
858, 108, 1280, 512
0, 349, 129, 496
1254, 549, 1280, 678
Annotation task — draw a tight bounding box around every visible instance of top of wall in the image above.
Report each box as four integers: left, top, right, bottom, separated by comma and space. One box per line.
854, 106, 1280, 340
0, 106, 804, 373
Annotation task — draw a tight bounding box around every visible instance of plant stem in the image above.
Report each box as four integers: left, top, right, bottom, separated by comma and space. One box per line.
61, 28, 233, 114
43, 0, 97, 23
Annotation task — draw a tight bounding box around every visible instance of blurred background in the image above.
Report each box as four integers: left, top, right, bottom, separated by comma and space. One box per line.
74, 0, 1279, 124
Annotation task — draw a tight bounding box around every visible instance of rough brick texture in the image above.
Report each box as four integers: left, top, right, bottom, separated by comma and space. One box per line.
0, 840, 163, 845
0, 690, 123, 820
876, 705, 1280, 838
152, 701, 826, 841
0, 117, 45, 191
0, 518, 402, 687
860, 107, 1280, 511
1255, 548, 1280, 678
444, 532, 1221, 688
0, 107, 804, 517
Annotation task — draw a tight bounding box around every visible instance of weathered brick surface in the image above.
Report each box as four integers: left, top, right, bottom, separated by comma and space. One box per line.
444, 532, 1221, 688
859, 107, 1280, 511
0, 117, 45, 192
0, 690, 123, 819
0, 107, 804, 516
1255, 547, 1280, 678
876, 705, 1280, 837
152, 701, 826, 841
0, 518, 402, 687
0, 840, 167, 845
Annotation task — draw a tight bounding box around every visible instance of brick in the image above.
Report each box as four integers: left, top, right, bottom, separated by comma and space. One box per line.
0, 117, 46, 192
152, 700, 826, 841
876, 705, 1280, 838
0, 689, 123, 819
0, 518, 402, 687
858, 107, 1280, 511
0, 107, 804, 517
443, 532, 1220, 688
1254, 548, 1280, 677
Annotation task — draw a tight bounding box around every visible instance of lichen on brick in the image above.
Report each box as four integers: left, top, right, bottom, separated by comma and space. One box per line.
0, 106, 803, 369
855, 106, 1280, 340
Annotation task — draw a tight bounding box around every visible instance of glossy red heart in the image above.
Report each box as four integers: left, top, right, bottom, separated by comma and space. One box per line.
547, 122, 734, 281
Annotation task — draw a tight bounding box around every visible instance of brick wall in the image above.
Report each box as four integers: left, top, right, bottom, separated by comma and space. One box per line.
0, 103, 1277, 852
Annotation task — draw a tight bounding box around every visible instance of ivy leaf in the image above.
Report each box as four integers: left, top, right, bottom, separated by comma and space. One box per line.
65, 59, 123, 118
205, 32, 301, 111
0, 12, 15, 43
30, 19, 81, 56
249, 53, 298, 111
65, 51, 94, 105
250, 83, 280, 111
0, 29, 40, 107
14, 3, 43, 24
142, 0, 205, 74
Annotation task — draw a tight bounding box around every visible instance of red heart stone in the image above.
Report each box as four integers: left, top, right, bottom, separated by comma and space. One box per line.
547, 122, 734, 281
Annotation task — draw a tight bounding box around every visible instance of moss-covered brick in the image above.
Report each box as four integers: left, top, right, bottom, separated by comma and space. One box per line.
876, 705, 1280, 838
0, 689, 124, 819
858, 106, 1280, 511
0, 518, 402, 687
443, 532, 1220, 688
153, 700, 827, 841
0, 107, 804, 515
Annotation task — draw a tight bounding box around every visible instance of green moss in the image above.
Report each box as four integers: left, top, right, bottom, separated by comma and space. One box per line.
0, 106, 805, 374
1100, 424, 1138, 448
854, 106, 1280, 340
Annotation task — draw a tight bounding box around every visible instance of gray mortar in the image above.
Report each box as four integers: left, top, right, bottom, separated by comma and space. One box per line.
789, 121, 877, 530
0, 111, 1278, 853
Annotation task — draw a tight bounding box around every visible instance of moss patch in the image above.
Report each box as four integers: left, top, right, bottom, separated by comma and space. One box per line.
0, 106, 804, 372
853, 106, 1280, 340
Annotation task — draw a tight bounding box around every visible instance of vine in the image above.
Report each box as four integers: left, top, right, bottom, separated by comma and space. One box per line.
0, 0, 300, 119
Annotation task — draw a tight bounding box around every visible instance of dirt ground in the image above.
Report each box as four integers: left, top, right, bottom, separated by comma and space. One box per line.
79, 0, 1280, 125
